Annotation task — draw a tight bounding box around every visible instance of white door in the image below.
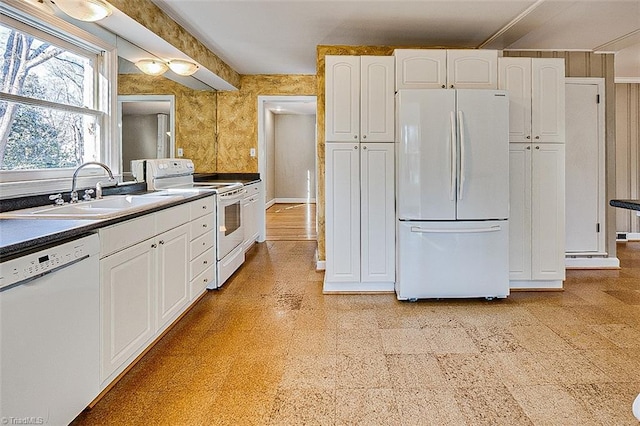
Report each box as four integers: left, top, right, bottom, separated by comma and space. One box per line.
397, 89, 456, 220
532, 58, 565, 143
325, 143, 360, 283
156, 224, 189, 331
325, 56, 360, 142
498, 58, 532, 142
360, 56, 395, 142
509, 143, 532, 280
565, 81, 603, 253
456, 90, 510, 220
447, 50, 498, 89
361, 143, 395, 283
532, 143, 566, 280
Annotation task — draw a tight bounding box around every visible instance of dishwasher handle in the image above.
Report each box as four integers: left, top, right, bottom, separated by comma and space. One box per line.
0, 254, 91, 293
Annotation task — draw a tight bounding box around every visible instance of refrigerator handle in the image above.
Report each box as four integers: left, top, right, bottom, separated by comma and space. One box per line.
449, 111, 456, 201
411, 225, 502, 234
457, 110, 465, 200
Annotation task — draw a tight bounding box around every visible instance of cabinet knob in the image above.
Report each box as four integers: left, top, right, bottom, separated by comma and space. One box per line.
151, 243, 157, 248
203, 260, 208, 265
450, 85, 454, 89
535, 146, 540, 150
354, 145, 358, 150
526, 136, 531, 139
159, 240, 165, 245
202, 224, 208, 228
203, 278, 208, 283
362, 135, 367, 139
441, 85, 446, 88
526, 146, 531, 150
202, 205, 207, 210
354, 135, 358, 139
363, 146, 367, 150
535, 136, 540, 140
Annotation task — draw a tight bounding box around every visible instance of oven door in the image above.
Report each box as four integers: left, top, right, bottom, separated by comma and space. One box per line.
217, 190, 245, 260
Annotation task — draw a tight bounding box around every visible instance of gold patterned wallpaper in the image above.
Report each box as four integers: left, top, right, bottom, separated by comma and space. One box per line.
118, 74, 217, 172
216, 74, 316, 172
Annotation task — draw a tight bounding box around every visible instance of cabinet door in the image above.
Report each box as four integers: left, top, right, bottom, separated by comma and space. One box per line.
360, 56, 395, 142
532, 58, 565, 143
325, 143, 360, 282
508, 144, 532, 280
325, 55, 360, 142
498, 58, 532, 142
532, 144, 566, 280
242, 194, 259, 251
156, 223, 190, 331
361, 143, 395, 283
394, 49, 446, 90
100, 240, 155, 382
447, 50, 498, 89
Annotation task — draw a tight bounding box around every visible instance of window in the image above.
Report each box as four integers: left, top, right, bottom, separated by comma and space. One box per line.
0, 10, 110, 185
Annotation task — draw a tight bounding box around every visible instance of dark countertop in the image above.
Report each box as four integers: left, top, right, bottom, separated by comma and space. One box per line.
194, 172, 260, 185
610, 199, 640, 211
0, 190, 215, 259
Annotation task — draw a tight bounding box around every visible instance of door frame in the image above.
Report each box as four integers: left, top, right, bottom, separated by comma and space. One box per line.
564, 78, 618, 268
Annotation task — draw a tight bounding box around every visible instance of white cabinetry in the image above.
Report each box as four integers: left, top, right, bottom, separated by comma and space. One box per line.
99, 198, 212, 386
242, 181, 262, 252
394, 49, 498, 90
498, 58, 565, 143
325, 55, 394, 142
189, 197, 215, 299
324, 142, 395, 291
509, 144, 566, 288
500, 57, 566, 290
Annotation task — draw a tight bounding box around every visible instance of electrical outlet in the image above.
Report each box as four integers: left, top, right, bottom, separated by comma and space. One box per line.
250, 148, 256, 157
177, 148, 184, 157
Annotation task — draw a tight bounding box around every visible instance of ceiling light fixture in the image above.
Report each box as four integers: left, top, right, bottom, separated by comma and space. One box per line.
167, 60, 199, 76
22, 0, 55, 14
135, 59, 169, 76
53, 0, 112, 22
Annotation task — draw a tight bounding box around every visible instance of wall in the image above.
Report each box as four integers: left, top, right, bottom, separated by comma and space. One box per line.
265, 110, 276, 204
118, 74, 217, 172
503, 51, 617, 259
615, 83, 640, 235
275, 114, 317, 201
216, 75, 316, 172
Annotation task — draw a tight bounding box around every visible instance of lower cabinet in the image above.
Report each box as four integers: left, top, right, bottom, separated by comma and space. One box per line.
242, 182, 262, 252
99, 198, 211, 386
509, 143, 565, 289
324, 142, 395, 292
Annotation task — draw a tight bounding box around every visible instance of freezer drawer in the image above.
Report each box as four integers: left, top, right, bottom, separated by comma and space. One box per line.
396, 220, 509, 300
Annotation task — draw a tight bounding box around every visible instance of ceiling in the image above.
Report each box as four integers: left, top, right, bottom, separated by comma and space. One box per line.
151, 0, 640, 81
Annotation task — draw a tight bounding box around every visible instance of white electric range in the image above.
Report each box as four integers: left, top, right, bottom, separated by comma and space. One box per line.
132, 158, 246, 288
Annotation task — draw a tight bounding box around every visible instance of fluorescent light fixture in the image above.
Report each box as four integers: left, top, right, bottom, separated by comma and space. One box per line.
53, 0, 112, 22
168, 60, 199, 76
135, 59, 169, 76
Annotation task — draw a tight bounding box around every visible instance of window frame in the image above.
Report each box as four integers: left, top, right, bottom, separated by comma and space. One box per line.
0, 1, 117, 198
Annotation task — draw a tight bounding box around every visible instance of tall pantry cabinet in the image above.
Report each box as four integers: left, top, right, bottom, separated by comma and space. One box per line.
324, 55, 395, 292
499, 57, 566, 289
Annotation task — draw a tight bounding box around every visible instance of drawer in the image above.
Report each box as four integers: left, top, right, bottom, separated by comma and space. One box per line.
190, 196, 214, 220
190, 213, 214, 240
156, 203, 190, 234
99, 214, 155, 257
190, 230, 214, 259
190, 265, 214, 299
190, 247, 214, 279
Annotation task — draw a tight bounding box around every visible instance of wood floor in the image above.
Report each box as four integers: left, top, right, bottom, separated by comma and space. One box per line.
265, 203, 317, 241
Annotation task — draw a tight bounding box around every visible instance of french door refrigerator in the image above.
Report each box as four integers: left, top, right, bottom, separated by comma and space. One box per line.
396, 89, 510, 300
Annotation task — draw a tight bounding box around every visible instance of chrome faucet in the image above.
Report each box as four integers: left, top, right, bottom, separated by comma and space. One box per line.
70, 162, 114, 203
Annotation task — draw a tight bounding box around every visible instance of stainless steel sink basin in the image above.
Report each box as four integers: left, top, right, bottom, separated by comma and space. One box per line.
1, 195, 184, 219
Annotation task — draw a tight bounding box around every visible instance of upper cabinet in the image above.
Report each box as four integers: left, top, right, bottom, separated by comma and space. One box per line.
498, 58, 565, 143
394, 49, 498, 90
325, 55, 395, 142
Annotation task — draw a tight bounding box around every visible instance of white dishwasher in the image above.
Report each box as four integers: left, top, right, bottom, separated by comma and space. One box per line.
0, 233, 100, 425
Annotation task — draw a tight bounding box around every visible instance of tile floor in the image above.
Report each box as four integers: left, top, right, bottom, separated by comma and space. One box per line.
72, 241, 640, 425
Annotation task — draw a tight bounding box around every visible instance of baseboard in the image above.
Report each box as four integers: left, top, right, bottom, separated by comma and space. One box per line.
315, 249, 325, 270
323, 281, 395, 293
265, 199, 276, 209
510, 280, 563, 290
565, 257, 620, 269
628, 233, 640, 241
274, 197, 316, 204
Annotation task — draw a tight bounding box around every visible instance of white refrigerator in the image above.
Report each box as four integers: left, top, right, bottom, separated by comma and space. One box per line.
396, 89, 510, 300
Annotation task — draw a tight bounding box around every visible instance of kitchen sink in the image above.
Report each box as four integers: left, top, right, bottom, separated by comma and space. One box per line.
1, 195, 184, 220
